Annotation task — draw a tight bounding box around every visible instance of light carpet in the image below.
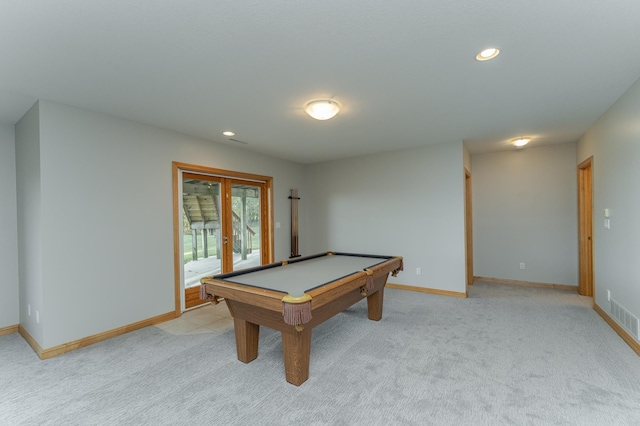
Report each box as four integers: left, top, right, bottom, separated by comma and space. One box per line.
2, 281, 640, 425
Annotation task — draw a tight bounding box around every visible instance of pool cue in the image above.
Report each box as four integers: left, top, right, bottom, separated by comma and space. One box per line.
289, 188, 301, 258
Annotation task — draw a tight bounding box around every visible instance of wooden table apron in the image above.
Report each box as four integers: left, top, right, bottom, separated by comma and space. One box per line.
201, 256, 401, 386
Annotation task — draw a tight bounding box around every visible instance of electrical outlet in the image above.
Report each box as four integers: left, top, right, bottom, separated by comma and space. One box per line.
519, 263, 525, 270
36, 311, 40, 324
28, 304, 31, 316
416, 267, 422, 275
607, 290, 611, 301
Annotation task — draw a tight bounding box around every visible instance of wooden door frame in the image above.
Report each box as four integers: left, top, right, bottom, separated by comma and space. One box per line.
172, 162, 274, 314
577, 157, 594, 297
464, 168, 473, 289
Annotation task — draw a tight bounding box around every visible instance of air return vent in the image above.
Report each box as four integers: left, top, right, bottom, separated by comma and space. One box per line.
610, 297, 640, 340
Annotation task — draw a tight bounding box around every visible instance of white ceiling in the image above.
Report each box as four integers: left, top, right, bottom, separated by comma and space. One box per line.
2, 1, 640, 164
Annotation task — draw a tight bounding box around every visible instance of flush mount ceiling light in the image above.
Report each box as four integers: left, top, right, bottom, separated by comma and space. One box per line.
222, 131, 235, 136
304, 100, 340, 120
512, 137, 532, 147
476, 47, 500, 61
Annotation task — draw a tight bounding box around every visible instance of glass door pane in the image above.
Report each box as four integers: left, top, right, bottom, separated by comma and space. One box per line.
230, 181, 262, 271
182, 175, 223, 289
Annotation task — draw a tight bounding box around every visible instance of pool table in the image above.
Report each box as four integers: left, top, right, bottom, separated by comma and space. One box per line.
200, 251, 403, 385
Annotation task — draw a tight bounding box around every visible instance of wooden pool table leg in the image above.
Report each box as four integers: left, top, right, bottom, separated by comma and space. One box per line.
234, 317, 259, 363
281, 328, 312, 386
367, 287, 385, 321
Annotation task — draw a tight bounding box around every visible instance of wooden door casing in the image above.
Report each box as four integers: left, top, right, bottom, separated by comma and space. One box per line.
578, 157, 594, 297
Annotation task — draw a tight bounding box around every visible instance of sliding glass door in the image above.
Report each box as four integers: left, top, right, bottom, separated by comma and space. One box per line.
174, 163, 272, 311
228, 180, 263, 271
182, 174, 224, 297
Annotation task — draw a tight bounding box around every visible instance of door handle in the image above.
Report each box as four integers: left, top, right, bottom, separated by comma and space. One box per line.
223, 236, 229, 245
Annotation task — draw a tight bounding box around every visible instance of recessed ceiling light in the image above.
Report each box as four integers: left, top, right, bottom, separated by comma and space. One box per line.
222, 131, 235, 136
512, 137, 532, 147
476, 48, 500, 61
304, 100, 340, 120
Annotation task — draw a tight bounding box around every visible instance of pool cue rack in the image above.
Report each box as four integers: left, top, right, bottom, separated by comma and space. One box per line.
289, 188, 301, 258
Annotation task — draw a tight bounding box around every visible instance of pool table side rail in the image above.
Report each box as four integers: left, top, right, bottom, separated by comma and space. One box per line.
201, 280, 283, 312
306, 256, 402, 310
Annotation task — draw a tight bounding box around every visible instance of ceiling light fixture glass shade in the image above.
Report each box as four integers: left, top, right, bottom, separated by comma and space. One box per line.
512, 137, 531, 147
476, 48, 500, 61
305, 100, 340, 120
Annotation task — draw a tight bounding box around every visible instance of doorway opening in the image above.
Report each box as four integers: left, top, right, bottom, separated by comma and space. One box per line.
172, 162, 273, 313
578, 157, 594, 297
465, 168, 473, 289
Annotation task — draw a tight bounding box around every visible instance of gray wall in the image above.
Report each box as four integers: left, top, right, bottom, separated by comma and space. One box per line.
15, 100, 306, 348
577, 76, 640, 331
0, 123, 19, 329
472, 143, 578, 285
306, 141, 467, 294
15, 103, 44, 342
10, 76, 638, 349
